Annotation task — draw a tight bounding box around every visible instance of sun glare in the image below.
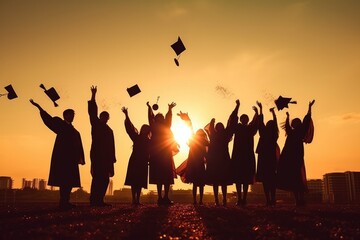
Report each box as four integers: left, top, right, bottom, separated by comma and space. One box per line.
171, 121, 193, 150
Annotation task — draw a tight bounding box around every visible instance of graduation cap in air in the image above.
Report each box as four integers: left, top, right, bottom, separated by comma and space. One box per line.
152, 96, 160, 111
0, 84, 18, 100
127, 84, 141, 97
275, 95, 297, 110
40, 84, 60, 107
171, 36, 186, 66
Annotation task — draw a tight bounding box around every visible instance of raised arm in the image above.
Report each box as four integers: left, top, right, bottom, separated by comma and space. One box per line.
165, 102, 176, 127
284, 112, 291, 134
249, 104, 259, 135
122, 107, 138, 142
147, 101, 155, 126
178, 111, 193, 133
257, 101, 265, 132
88, 86, 99, 125
29, 99, 61, 133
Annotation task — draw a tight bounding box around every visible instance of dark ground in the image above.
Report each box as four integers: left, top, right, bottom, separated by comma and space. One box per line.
1, 203, 359, 240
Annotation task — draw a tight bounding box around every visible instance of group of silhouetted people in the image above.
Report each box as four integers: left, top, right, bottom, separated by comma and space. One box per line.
29, 86, 315, 210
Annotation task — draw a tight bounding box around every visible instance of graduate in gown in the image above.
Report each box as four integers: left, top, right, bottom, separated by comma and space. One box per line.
122, 107, 151, 205
255, 102, 279, 206
231, 100, 259, 206
276, 100, 315, 206
176, 111, 209, 205
30, 99, 85, 210
147, 101, 178, 205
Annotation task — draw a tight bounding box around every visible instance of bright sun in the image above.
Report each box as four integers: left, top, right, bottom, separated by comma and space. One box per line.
171, 121, 193, 150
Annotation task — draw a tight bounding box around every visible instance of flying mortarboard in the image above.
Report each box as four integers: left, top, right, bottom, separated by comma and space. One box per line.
0, 84, 18, 100
171, 36, 186, 66
40, 84, 60, 107
275, 95, 297, 110
127, 84, 141, 97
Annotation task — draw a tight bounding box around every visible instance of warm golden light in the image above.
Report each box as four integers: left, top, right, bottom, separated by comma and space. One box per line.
171, 121, 193, 150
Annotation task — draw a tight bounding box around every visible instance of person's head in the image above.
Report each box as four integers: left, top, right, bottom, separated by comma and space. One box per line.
63, 109, 75, 123
291, 118, 302, 129
215, 122, 225, 132
99, 111, 110, 124
154, 113, 165, 124
140, 124, 151, 138
240, 114, 249, 125
266, 120, 278, 135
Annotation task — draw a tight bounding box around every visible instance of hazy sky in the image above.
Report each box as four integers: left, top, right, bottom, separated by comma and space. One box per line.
1, 0, 360, 192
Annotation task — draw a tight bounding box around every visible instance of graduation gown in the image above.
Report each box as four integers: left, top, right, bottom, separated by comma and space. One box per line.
88, 100, 116, 177
124, 117, 150, 189
40, 110, 84, 187
276, 113, 313, 192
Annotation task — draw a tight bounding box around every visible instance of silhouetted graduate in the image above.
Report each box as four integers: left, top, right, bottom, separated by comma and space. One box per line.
275, 96, 297, 110
176, 111, 208, 205
230, 100, 259, 206
0, 84, 18, 100
276, 100, 315, 206
29, 99, 85, 210
255, 103, 279, 206
171, 36, 186, 66
205, 105, 235, 207
147, 101, 178, 205
40, 84, 60, 107
122, 107, 151, 205
88, 86, 116, 207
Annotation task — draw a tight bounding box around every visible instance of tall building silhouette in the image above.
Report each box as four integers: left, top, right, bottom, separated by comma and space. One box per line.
323, 171, 360, 203
0, 176, 13, 189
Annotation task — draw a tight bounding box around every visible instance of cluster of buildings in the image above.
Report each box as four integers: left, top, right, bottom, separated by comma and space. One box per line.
1, 172, 359, 204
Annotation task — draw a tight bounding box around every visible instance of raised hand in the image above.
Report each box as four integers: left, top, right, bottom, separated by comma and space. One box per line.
91, 85, 97, 94
168, 102, 176, 110
236, 99, 240, 106
252, 106, 259, 115
269, 107, 275, 112
286, 112, 290, 117
309, 100, 315, 107
29, 99, 40, 108
146, 101, 151, 108
256, 101, 262, 109
177, 111, 190, 121
121, 107, 128, 115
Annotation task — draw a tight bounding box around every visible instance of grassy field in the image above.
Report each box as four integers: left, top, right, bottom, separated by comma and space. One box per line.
1, 203, 360, 239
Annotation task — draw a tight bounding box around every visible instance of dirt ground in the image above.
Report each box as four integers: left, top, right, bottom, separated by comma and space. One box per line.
1, 203, 360, 239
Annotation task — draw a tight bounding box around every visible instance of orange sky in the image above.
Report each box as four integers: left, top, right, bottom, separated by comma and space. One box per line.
1, 1, 360, 192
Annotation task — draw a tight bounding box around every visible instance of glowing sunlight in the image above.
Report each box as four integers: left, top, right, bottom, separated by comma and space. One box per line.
171, 121, 193, 150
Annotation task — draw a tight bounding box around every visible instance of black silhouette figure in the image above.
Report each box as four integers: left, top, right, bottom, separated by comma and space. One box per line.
276, 100, 315, 206
230, 99, 259, 206
29, 99, 85, 210
0, 84, 18, 100
88, 86, 116, 207
122, 107, 151, 205
147, 101, 179, 205
176, 111, 209, 205
255, 102, 279, 206
205, 106, 235, 206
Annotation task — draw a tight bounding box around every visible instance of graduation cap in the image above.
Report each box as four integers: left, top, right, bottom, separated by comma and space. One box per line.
40, 84, 60, 107
275, 95, 297, 110
127, 84, 141, 97
171, 36, 186, 66
0, 84, 18, 100
152, 96, 160, 111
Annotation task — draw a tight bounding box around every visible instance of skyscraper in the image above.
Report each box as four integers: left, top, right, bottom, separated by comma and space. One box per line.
0, 176, 13, 189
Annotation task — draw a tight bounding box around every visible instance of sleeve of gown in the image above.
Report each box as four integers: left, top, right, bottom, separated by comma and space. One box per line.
124, 115, 138, 142
88, 100, 99, 126
39, 110, 62, 134
302, 113, 314, 143
148, 106, 155, 126
165, 109, 173, 128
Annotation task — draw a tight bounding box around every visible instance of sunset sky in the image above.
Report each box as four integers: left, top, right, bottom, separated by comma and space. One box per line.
1, 0, 359, 193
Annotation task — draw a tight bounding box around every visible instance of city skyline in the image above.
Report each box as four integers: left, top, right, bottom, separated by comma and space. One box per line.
1, 1, 360, 192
